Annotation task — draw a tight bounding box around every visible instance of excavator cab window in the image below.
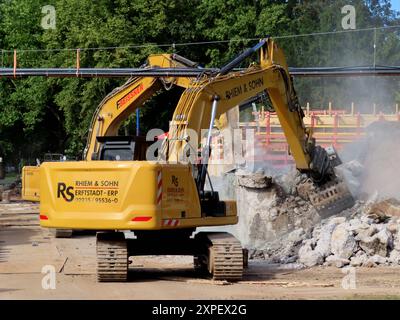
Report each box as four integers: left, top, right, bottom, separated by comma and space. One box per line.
102, 148, 134, 161
95, 136, 152, 161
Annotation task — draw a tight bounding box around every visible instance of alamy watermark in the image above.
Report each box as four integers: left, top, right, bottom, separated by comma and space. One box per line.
41, 5, 56, 30
144, 127, 256, 167
41, 264, 56, 290
341, 5, 356, 30
341, 266, 356, 289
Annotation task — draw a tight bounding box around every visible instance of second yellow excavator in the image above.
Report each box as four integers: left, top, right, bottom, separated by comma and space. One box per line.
34, 38, 353, 281
21, 52, 199, 202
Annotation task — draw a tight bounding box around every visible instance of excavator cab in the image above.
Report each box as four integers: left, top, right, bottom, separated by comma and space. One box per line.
92, 136, 152, 161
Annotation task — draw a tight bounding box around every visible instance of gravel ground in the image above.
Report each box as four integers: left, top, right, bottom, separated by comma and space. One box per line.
1, 202, 400, 300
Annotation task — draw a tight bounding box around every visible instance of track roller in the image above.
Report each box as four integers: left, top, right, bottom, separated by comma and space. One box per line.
96, 232, 128, 282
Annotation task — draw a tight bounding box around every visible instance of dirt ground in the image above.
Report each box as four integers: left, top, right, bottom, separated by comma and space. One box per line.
1, 202, 400, 300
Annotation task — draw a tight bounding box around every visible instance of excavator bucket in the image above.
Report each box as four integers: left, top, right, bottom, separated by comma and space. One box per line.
306, 179, 355, 218
299, 146, 355, 218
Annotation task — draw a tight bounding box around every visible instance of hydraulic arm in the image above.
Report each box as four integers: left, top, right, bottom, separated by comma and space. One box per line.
84, 53, 200, 161
162, 38, 354, 215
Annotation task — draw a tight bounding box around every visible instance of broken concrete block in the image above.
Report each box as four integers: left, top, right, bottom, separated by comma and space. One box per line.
388, 250, 400, 265
375, 228, 393, 249
280, 255, 298, 264
298, 240, 323, 267
325, 255, 350, 268
359, 237, 385, 256
347, 218, 363, 230
314, 223, 337, 258
286, 228, 305, 244
393, 230, 400, 251
387, 221, 398, 234
360, 215, 375, 225
367, 255, 388, 265
269, 208, 278, 220
296, 180, 312, 200
237, 173, 272, 189
312, 225, 322, 239
367, 198, 400, 221
328, 217, 347, 225
330, 223, 357, 259
334, 160, 363, 197
350, 253, 368, 267
358, 228, 392, 257
355, 225, 377, 240
299, 249, 323, 267
249, 249, 265, 260
363, 260, 377, 268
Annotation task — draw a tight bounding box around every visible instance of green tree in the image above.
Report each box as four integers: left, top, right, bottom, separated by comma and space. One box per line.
0, 0, 399, 168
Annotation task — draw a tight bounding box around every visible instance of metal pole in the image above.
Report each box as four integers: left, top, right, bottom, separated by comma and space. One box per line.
205, 96, 219, 154
2, 66, 400, 78
76, 48, 81, 77
136, 108, 140, 136
13, 49, 17, 78
198, 95, 219, 191
219, 39, 267, 76
373, 27, 377, 68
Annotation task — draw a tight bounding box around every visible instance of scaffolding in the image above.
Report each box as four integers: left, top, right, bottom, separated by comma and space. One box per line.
209, 103, 400, 172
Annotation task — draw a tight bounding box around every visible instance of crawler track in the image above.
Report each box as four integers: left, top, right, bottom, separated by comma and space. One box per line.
96, 232, 128, 282
204, 233, 243, 281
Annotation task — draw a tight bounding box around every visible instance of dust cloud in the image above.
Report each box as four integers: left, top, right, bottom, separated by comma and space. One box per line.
339, 120, 400, 201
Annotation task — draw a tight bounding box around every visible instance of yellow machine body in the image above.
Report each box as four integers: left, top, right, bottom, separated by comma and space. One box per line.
21, 166, 40, 201
39, 161, 237, 230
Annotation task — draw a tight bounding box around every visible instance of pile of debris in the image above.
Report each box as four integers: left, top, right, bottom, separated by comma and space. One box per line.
235, 169, 320, 253
240, 170, 400, 268
297, 198, 400, 268
235, 121, 400, 268
0, 180, 21, 203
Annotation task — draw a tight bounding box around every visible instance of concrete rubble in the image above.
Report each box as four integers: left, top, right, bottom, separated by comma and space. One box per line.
237, 167, 400, 269
238, 122, 400, 269
235, 168, 320, 254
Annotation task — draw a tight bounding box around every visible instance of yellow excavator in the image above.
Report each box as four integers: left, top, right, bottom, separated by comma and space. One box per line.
21, 52, 197, 202
33, 38, 353, 281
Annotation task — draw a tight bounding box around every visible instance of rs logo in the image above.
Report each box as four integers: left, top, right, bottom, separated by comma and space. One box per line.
57, 182, 74, 202
172, 175, 179, 187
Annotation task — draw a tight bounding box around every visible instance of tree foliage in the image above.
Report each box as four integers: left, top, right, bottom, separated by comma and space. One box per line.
0, 0, 399, 167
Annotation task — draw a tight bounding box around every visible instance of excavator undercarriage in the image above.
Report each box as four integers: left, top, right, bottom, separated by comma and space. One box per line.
96, 230, 244, 282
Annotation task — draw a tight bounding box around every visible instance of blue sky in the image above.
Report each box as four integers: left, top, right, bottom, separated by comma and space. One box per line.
391, 0, 400, 12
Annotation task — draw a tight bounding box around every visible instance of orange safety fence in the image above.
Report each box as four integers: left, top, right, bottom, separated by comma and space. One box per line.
209, 107, 400, 169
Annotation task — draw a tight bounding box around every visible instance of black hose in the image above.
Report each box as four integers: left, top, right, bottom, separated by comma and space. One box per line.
219, 39, 267, 76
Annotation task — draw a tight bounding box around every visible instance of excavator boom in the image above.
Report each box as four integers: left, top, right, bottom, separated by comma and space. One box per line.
84, 53, 198, 161
162, 39, 354, 216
